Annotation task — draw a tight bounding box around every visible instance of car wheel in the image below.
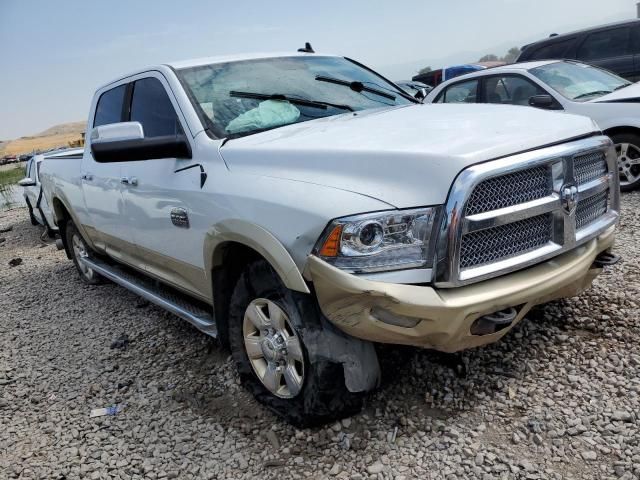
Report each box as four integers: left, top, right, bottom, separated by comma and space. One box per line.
228, 259, 364, 427
65, 220, 103, 285
611, 133, 640, 192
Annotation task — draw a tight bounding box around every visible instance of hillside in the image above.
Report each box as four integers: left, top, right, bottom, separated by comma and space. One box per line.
1, 121, 85, 157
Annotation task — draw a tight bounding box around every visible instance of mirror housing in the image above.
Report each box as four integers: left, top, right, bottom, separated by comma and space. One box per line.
414, 88, 429, 101
90, 122, 192, 162
528, 94, 556, 109
18, 177, 36, 187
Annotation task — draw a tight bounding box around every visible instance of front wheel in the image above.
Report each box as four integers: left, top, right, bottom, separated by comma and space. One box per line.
65, 220, 104, 285
611, 133, 640, 192
228, 260, 364, 427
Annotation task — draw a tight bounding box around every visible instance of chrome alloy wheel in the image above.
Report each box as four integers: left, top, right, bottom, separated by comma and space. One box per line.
71, 233, 94, 278
616, 142, 640, 187
242, 298, 305, 398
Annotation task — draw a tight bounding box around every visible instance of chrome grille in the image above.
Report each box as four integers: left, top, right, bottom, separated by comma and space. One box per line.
460, 214, 552, 269
576, 190, 608, 230
465, 166, 551, 215
574, 151, 607, 186
435, 136, 620, 287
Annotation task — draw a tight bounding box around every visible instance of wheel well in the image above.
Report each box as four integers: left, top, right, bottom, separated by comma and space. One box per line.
211, 242, 263, 347
51, 198, 72, 258
603, 126, 640, 140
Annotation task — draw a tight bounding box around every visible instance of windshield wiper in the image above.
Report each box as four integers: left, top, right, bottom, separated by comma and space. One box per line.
229, 91, 353, 111
614, 83, 631, 91
315, 75, 396, 100
573, 90, 612, 100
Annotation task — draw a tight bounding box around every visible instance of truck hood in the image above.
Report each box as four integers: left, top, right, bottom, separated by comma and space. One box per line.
593, 82, 640, 103
220, 104, 597, 208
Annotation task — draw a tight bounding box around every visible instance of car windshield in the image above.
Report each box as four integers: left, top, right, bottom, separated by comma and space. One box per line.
176, 56, 413, 138
530, 61, 631, 101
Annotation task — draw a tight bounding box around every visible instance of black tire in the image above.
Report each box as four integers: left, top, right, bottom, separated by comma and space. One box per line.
611, 132, 640, 192
25, 199, 39, 226
228, 260, 364, 427
65, 220, 104, 285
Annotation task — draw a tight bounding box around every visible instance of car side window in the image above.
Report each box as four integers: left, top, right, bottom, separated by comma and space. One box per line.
130, 77, 183, 138
94, 85, 127, 127
438, 80, 479, 103
577, 27, 630, 61
485, 76, 546, 106
631, 25, 640, 54
528, 39, 574, 60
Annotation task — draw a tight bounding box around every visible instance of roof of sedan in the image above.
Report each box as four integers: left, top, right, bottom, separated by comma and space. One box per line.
438, 60, 561, 84
168, 51, 338, 69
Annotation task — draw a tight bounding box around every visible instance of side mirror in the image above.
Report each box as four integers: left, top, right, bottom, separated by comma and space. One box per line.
415, 88, 429, 101
529, 94, 555, 109
90, 121, 191, 162
18, 177, 36, 187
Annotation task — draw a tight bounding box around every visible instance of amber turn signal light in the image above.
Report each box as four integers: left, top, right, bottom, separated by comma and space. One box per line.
319, 225, 342, 257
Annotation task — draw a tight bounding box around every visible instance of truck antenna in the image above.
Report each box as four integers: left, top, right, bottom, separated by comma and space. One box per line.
297, 42, 315, 53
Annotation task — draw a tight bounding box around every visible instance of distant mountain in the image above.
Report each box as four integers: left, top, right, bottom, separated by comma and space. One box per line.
34, 121, 85, 138
2, 121, 85, 157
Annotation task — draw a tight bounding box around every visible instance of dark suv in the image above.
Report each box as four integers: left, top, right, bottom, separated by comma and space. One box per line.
517, 19, 640, 81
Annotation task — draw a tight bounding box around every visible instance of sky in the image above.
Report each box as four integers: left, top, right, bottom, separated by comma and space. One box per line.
0, 0, 636, 139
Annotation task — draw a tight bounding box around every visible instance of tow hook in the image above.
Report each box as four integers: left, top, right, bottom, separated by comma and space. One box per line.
471, 307, 518, 336
592, 251, 620, 268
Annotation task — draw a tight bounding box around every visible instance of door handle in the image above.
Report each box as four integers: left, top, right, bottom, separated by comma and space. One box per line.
120, 176, 138, 186
81, 173, 94, 181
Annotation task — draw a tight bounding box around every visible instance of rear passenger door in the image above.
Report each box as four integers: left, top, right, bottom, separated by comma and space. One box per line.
576, 26, 634, 78
82, 84, 137, 262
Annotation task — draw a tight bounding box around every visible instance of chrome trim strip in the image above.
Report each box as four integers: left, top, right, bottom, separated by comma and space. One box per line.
434, 136, 619, 288
463, 195, 560, 233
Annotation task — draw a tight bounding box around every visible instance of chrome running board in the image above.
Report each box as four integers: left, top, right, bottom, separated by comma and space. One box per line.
81, 257, 217, 337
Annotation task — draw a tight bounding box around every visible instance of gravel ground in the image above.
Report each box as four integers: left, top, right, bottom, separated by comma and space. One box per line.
1, 192, 639, 480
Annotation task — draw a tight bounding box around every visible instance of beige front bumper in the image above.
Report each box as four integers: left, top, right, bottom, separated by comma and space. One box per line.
309, 227, 615, 352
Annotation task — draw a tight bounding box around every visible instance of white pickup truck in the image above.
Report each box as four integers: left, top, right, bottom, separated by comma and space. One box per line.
41, 51, 620, 426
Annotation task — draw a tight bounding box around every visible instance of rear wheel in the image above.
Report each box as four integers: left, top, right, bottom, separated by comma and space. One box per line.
228, 260, 364, 427
65, 221, 103, 285
611, 133, 640, 192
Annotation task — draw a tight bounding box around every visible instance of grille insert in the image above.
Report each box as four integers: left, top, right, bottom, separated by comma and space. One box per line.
460, 214, 553, 269
465, 166, 551, 216
574, 151, 607, 186
576, 191, 608, 230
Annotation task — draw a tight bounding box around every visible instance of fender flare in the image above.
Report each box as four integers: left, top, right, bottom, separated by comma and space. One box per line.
204, 219, 310, 294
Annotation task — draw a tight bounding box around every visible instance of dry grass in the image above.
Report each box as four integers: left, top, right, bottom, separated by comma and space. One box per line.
2, 133, 83, 156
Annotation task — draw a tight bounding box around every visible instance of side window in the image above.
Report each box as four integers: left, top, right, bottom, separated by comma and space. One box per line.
528, 39, 574, 60
631, 25, 640, 53
439, 80, 478, 103
577, 28, 630, 61
485, 76, 546, 106
130, 77, 183, 138
25, 160, 31, 177
93, 85, 126, 127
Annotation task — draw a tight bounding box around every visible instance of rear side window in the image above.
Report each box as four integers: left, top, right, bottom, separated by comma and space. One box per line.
93, 85, 126, 127
130, 77, 183, 138
577, 27, 630, 61
436, 79, 478, 103
528, 39, 574, 60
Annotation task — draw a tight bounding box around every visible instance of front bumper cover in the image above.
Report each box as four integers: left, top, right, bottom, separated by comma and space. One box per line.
308, 226, 615, 352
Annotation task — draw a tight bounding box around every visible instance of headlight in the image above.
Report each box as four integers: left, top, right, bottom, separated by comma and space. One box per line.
314, 208, 439, 273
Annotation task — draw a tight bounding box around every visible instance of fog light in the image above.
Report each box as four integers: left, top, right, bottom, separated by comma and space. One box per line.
371, 306, 421, 328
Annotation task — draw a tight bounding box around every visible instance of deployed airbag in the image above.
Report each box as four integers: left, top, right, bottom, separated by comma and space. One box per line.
226, 100, 301, 134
